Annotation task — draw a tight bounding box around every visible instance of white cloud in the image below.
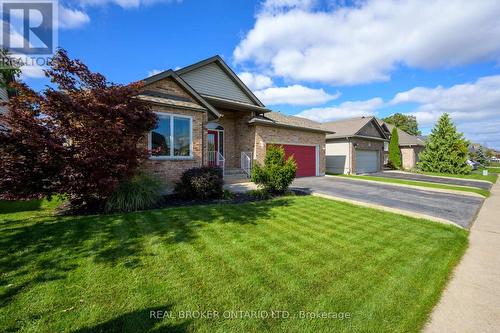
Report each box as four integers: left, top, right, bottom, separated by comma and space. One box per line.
391, 75, 500, 127
20, 65, 46, 79
78, 0, 182, 9
147, 69, 164, 77
58, 6, 90, 29
262, 0, 315, 13
254, 84, 340, 106
234, 0, 500, 85
296, 98, 383, 122
238, 72, 273, 90
388, 75, 500, 148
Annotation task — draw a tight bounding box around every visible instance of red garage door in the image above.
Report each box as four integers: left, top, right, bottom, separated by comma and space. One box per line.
269, 144, 316, 177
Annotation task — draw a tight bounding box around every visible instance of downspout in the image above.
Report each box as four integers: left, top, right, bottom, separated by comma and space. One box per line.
347, 137, 352, 175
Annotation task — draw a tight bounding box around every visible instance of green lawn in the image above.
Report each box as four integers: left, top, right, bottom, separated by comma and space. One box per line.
0, 197, 468, 333
335, 174, 490, 197
418, 171, 498, 183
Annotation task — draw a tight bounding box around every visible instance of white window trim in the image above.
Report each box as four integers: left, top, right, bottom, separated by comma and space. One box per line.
148, 112, 194, 160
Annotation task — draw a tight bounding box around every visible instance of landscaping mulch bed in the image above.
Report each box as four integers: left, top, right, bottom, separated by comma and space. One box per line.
161, 189, 307, 208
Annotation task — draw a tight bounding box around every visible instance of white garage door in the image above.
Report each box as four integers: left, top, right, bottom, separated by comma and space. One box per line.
355, 149, 379, 174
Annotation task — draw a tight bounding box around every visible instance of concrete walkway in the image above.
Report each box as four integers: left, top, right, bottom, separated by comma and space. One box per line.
424, 181, 500, 333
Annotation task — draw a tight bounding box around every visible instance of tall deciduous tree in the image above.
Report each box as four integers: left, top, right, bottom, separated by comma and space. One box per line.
383, 113, 421, 136
388, 127, 401, 169
417, 113, 471, 174
0, 49, 157, 209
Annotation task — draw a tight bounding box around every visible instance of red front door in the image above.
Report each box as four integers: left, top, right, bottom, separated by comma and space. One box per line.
274, 144, 316, 177
208, 130, 219, 167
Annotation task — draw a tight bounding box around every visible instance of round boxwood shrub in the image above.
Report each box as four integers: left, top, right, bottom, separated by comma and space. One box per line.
174, 167, 223, 199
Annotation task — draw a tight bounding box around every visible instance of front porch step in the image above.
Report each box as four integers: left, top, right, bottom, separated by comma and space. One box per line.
225, 168, 249, 176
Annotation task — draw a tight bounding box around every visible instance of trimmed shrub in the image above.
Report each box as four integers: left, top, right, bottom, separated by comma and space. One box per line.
175, 167, 223, 199
251, 145, 297, 194
105, 171, 164, 213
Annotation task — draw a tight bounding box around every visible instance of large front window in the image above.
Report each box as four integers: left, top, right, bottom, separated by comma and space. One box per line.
150, 113, 192, 158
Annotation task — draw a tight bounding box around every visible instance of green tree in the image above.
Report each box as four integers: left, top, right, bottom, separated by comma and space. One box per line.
476, 146, 488, 166
251, 145, 297, 194
388, 127, 401, 169
0, 49, 21, 97
383, 113, 421, 136
417, 113, 471, 174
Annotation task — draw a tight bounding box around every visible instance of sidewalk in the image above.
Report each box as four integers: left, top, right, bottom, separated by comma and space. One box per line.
424, 181, 500, 332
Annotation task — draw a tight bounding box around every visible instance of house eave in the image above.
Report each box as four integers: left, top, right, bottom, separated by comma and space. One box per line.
326, 135, 388, 142
202, 95, 271, 113
141, 69, 222, 119
249, 118, 334, 134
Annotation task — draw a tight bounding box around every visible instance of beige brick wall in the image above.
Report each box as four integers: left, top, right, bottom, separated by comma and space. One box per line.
140, 105, 208, 188
401, 146, 425, 170
350, 138, 385, 174
254, 125, 326, 176
214, 110, 256, 169
144, 77, 196, 102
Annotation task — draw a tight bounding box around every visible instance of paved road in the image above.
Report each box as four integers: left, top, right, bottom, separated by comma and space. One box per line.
292, 176, 484, 228
369, 171, 492, 190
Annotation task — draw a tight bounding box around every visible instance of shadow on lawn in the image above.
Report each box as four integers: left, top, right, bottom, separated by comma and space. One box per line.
0, 199, 43, 213
73, 305, 191, 333
0, 199, 292, 307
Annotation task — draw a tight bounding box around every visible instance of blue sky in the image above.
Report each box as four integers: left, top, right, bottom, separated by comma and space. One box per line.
13, 0, 500, 148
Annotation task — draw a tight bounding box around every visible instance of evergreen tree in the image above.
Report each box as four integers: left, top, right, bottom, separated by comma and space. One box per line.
476, 146, 488, 166
388, 127, 401, 169
417, 113, 471, 174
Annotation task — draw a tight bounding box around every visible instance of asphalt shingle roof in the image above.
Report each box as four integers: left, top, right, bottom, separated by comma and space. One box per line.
322, 117, 375, 138
377, 120, 426, 146
249, 111, 332, 133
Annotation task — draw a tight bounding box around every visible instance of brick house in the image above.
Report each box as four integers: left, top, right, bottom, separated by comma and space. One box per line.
322, 117, 389, 174
137, 56, 331, 188
377, 120, 426, 170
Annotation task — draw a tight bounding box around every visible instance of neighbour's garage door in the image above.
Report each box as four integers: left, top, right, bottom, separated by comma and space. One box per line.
270, 144, 316, 177
355, 149, 379, 173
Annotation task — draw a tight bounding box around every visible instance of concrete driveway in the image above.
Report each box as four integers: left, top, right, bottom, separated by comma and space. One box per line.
370, 171, 492, 190
292, 176, 484, 228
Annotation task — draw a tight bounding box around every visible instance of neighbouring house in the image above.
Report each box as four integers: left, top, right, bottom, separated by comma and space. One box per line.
377, 120, 426, 170
137, 56, 331, 187
322, 117, 389, 174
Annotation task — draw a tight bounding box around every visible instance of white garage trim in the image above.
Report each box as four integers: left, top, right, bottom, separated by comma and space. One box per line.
315, 144, 320, 176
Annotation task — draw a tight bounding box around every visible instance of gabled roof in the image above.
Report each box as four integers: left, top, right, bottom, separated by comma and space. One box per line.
142, 70, 221, 118
377, 120, 426, 147
175, 55, 265, 107
249, 111, 334, 134
322, 116, 388, 140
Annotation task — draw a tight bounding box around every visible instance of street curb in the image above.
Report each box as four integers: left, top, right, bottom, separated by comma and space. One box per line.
384, 170, 493, 184
325, 175, 486, 198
